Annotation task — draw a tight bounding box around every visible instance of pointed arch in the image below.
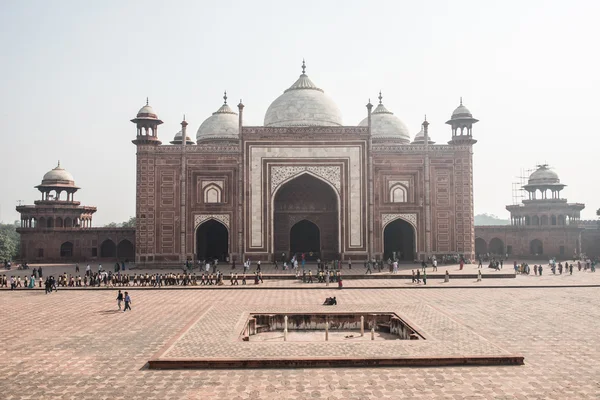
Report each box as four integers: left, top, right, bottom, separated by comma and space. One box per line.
389, 183, 408, 203
195, 219, 229, 261
60, 241, 73, 258
203, 183, 222, 203
271, 171, 341, 258
100, 239, 117, 258
475, 237, 487, 255
117, 240, 135, 259
382, 215, 418, 260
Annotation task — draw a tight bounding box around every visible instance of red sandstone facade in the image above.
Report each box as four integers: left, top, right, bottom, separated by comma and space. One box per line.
130, 68, 479, 266
16, 163, 135, 263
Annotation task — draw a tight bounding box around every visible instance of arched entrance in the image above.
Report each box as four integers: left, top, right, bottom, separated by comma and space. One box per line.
530, 239, 543, 255
60, 242, 73, 258
196, 219, 228, 261
383, 219, 415, 261
489, 238, 505, 255
290, 220, 320, 256
117, 240, 135, 260
273, 174, 338, 260
475, 238, 487, 255
100, 239, 116, 258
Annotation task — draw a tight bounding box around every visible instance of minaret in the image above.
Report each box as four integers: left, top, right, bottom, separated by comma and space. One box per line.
422, 116, 431, 260
366, 98, 374, 261
180, 115, 188, 262
446, 98, 478, 259
131, 100, 163, 263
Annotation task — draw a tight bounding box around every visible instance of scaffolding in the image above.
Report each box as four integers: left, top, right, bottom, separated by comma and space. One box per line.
511, 167, 534, 205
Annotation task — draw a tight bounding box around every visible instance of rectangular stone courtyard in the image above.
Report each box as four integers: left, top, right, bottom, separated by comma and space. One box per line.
1, 283, 599, 399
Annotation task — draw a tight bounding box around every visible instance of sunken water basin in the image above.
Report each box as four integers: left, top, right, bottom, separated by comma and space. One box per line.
241, 312, 424, 342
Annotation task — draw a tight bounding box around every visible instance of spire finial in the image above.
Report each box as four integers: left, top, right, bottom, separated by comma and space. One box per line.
424, 114, 427, 121
301, 59, 306, 74
460, 96, 463, 105
57, 160, 61, 168
183, 114, 186, 121
223, 90, 228, 105
378, 91, 383, 105
146, 97, 149, 106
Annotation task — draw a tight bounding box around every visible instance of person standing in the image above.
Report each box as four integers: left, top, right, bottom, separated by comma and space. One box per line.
433, 258, 438, 272
348, 258, 352, 270
459, 259, 464, 271
38, 266, 43, 278
123, 292, 132, 312
75, 263, 80, 273
423, 269, 427, 285
116, 290, 124, 310
416, 270, 421, 284
538, 265, 543, 276
477, 270, 482, 282
411, 270, 416, 283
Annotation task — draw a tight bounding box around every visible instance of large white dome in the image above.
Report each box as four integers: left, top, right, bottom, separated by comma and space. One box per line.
264, 62, 342, 127
196, 94, 239, 141
359, 93, 410, 143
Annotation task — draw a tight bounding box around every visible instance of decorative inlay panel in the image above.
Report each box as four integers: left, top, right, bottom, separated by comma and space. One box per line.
388, 180, 410, 190
271, 166, 341, 194
202, 180, 224, 189
194, 214, 230, 229
382, 213, 417, 228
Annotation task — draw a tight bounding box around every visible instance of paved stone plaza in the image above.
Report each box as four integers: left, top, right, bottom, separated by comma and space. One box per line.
1, 274, 600, 399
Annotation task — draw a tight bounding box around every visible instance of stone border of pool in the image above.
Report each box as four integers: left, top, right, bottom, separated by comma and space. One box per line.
148, 304, 524, 369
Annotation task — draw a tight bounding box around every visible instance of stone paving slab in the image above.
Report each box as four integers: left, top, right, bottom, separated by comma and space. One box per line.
1, 287, 599, 398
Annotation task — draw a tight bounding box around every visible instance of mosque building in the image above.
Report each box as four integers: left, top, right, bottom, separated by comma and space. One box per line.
16, 61, 480, 264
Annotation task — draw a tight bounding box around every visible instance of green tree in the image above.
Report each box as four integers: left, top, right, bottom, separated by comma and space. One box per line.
104, 217, 135, 228
122, 217, 136, 228
0, 223, 19, 260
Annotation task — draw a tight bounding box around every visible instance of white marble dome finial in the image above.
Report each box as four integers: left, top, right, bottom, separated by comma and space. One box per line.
302, 59, 306, 75
223, 90, 228, 105
378, 91, 383, 105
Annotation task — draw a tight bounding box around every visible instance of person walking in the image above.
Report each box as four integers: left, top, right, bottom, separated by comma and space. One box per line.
416, 270, 421, 284
477, 270, 482, 282
116, 290, 124, 310
123, 292, 132, 312
433, 258, 438, 272
423, 269, 427, 285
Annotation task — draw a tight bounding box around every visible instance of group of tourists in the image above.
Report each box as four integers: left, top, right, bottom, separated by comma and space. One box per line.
299, 268, 343, 288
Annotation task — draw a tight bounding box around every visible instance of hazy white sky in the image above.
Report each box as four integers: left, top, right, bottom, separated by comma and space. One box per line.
1, 0, 598, 225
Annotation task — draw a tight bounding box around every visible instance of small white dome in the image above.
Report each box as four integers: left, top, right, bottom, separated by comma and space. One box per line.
42, 162, 74, 183
412, 127, 435, 144
136, 99, 159, 119
196, 95, 239, 141
170, 130, 195, 145
449, 99, 474, 120
358, 94, 410, 143
528, 165, 560, 185
264, 62, 342, 127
